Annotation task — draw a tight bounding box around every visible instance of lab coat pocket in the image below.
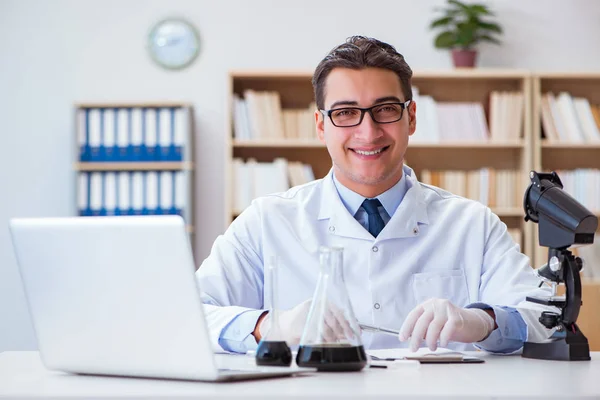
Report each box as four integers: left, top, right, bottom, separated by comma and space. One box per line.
412, 269, 470, 306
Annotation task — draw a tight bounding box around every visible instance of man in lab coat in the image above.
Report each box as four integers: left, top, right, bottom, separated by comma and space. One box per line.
196, 36, 552, 354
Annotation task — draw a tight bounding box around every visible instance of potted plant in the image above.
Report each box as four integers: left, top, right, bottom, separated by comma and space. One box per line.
430, 0, 503, 68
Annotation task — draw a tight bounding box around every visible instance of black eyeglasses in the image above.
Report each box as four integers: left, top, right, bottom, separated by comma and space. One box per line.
320, 100, 412, 127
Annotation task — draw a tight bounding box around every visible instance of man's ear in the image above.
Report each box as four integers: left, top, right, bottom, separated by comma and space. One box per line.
315, 110, 326, 143
407, 100, 417, 136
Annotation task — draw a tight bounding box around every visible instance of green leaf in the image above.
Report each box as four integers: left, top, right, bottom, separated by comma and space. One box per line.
433, 7, 461, 18
478, 34, 502, 45
469, 4, 492, 15
430, 16, 454, 29
447, 0, 470, 12
455, 21, 477, 47
434, 31, 457, 49
478, 21, 503, 33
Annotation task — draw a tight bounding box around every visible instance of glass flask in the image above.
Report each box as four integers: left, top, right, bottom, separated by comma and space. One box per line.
255, 256, 292, 366
296, 246, 367, 371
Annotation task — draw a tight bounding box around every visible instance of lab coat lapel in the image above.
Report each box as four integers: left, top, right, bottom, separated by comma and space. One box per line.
377, 168, 430, 241
318, 171, 374, 241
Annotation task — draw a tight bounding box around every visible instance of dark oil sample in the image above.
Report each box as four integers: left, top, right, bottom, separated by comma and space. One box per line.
296, 344, 367, 371
256, 340, 292, 366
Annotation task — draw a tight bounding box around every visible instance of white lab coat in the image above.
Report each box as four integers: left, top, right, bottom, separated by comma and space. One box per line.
197, 166, 553, 351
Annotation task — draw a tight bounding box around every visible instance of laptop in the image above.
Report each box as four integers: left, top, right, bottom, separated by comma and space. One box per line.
9, 215, 308, 382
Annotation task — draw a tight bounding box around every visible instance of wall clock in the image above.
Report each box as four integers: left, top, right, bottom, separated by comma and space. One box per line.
148, 18, 200, 70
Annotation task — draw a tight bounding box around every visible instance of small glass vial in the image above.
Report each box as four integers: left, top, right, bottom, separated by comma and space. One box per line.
255, 256, 292, 366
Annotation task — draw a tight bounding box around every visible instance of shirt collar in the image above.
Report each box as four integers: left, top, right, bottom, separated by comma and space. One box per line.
332, 168, 409, 217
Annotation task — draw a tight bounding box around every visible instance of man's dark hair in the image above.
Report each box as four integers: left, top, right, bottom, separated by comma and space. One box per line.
312, 36, 413, 110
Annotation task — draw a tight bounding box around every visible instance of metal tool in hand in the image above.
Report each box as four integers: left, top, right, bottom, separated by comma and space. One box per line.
359, 323, 400, 337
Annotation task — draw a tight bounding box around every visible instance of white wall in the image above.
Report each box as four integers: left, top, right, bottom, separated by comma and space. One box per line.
1, 0, 599, 352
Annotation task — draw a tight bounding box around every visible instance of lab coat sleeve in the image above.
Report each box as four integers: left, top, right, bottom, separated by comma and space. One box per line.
218, 309, 267, 353
195, 203, 266, 352
466, 303, 527, 353
478, 207, 557, 349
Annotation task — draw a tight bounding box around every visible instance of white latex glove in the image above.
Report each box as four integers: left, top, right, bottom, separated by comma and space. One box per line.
399, 298, 496, 352
259, 299, 354, 345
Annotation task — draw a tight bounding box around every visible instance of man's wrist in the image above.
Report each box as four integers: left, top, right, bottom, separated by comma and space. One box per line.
252, 311, 269, 342
482, 308, 498, 330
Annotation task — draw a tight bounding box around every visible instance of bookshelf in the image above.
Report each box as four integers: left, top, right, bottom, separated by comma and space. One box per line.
226, 69, 534, 259
227, 69, 600, 350
531, 73, 600, 349
531, 72, 600, 266
74, 102, 196, 256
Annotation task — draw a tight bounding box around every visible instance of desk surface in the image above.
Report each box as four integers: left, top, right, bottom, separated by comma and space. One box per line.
1, 351, 600, 399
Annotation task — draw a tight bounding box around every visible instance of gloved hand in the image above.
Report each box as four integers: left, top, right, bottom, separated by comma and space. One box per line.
399, 298, 496, 352
258, 299, 355, 345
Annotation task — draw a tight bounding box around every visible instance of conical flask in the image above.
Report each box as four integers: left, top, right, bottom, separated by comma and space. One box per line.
296, 246, 367, 371
255, 256, 292, 366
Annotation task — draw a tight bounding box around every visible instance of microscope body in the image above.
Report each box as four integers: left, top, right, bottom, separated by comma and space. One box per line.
523, 248, 590, 361
522, 171, 597, 361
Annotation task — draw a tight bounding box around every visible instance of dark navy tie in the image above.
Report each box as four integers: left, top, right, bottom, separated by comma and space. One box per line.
361, 199, 385, 238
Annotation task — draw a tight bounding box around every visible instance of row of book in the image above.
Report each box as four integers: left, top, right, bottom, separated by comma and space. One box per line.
419, 169, 525, 208
554, 169, 600, 212
412, 88, 524, 143
232, 88, 525, 143
77, 171, 190, 218
77, 106, 190, 162
540, 92, 600, 142
233, 90, 316, 140
232, 158, 315, 213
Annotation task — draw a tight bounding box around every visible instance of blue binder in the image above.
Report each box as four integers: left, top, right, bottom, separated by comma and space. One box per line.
88, 109, 102, 162
81, 172, 92, 216
153, 109, 161, 161
172, 171, 181, 216
98, 108, 107, 162
158, 108, 177, 161
105, 108, 119, 162
117, 108, 129, 162
141, 172, 148, 215
115, 171, 122, 216
128, 171, 136, 215
130, 109, 143, 162
174, 108, 183, 162
80, 109, 90, 162
99, 172, 107, 216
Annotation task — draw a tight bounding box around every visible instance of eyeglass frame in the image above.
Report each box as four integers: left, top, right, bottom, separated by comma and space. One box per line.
320, 100, 412, 127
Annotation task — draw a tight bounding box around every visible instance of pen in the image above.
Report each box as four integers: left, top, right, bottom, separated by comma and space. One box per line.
359, 323, 400, 337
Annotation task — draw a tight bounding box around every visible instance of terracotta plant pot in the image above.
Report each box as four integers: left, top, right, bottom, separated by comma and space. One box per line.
451, 49, 478, 68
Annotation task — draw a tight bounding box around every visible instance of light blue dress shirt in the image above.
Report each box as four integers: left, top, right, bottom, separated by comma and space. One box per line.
218, 172, 528, 354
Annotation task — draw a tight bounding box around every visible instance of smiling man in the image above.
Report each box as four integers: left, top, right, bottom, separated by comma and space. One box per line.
196, 36, 554, 354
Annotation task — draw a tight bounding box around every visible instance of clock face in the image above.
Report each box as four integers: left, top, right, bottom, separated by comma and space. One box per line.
148, 18, 200, 70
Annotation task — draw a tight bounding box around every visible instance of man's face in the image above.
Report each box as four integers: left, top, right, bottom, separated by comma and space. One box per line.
316, 67, 417, 197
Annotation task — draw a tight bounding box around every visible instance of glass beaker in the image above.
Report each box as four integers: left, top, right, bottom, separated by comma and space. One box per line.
255, 256, 292, 366
296, 246, 367, 371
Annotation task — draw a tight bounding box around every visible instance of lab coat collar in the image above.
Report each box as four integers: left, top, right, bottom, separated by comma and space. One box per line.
318, 165, 429, 241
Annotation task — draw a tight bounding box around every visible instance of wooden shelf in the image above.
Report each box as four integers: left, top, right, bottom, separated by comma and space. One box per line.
230, 69, 530, 79
232, 140, 525, 149
412, 69, 530, 79
534, 72, 600, 79
75, 162, 194, 172
409, 141, 525, 149
541, 142, 600, 149
233, 140, 324, 148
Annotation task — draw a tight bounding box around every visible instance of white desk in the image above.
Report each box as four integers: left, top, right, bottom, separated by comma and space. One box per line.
1, 351, 600, 399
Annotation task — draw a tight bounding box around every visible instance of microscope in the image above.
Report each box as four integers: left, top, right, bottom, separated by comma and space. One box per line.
522, 171, 598, 361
